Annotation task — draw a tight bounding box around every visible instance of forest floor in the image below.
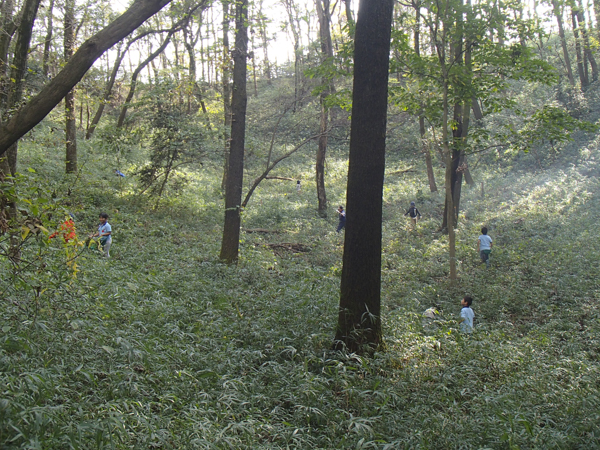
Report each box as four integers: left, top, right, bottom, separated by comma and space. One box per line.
2, 131, 600, 448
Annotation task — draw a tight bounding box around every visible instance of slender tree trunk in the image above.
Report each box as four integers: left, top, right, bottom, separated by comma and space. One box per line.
335, 0, 393, 353
219, 0, 248, 264
415, 0, 437, 193
0, 0, 178, 156
257, 0, 272, 83
117, 30, 176, 128
0, 0, 17, 111
315, 0, 333, 216
65, 0, 77, 173
42, 0, 55, 77
576, 1, 598, 81
344, 0, 354, 29
552, 0, 575, 85
86, 46, 125, 139
572, 7, 589, 88
221, 0, 232, 191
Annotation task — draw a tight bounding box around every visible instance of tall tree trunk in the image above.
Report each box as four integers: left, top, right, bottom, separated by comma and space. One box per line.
335, 0, 393, 353
575, 1, 598, 81
86, 46, 126, 139
117, 30, 176, 128
552, 0, 575, 85
344, 0, 354, 29
219, 0, 248, 264
42, 0, 55, 77
572, 7, 589, 88
0, 0, 179, 156
283, 0, 301, 111
415, 0, 437, 193
257, 0, 272, 84
0, 0, 17, 110
315, 0, 333, 216
64, 0, 77, 173
221, 0, 232, 191
4, 0, 42, 175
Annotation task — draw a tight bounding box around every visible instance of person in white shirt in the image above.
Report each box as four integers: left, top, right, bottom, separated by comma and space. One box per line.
460, 296, 474, 333
478, 227, 493, 268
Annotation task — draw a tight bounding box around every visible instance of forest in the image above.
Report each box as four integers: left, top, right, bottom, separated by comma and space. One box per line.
2, 0, 600, 447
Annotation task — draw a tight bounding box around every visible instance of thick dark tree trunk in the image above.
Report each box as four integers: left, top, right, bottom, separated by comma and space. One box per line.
0, 0, 177, 156
64, 0, 77, 173
219, 0, 248, 264
335, 0, 393, 353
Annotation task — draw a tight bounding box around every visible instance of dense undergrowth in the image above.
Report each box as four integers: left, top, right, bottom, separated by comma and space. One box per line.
2, 86, 600, 448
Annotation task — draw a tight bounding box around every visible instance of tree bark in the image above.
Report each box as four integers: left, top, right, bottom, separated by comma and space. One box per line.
415, 0, 437, 193
86, 46, 126, 139
335, 0, 393, 353
219, 0, 248, 264
552, 0, 575, 85
42, 0, 55, 77
116, 29, 177, 128
221, 0, 232, 191
0, 0, 178, 157
64, 0, 77, 173
0, 0, 17, 110
571, 7, 589, 88
575, 1, 598, 82
315, 0, 333, 217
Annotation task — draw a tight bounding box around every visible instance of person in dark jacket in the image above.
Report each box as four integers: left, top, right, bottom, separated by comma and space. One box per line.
336, 206, 346, 233
404, 201, 422, 229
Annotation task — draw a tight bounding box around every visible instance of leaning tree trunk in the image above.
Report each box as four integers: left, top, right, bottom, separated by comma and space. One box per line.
4, 0, 42, 175
335, 0, 394, 354
0, 0, 177, 156
117, 30, 176, 128
64, 0, 77, 173
219, 0, 248, 264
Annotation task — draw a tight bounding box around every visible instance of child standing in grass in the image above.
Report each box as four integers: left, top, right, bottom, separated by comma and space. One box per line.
335, 206, 346, 233
478, 227, 493, 268
404, 201, 422, 229
89, 212, 112, 258
460, 295, 474, 333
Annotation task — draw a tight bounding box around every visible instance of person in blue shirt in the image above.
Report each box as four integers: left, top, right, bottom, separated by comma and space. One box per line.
478, 227, 493, 268
459, 295, 474, 333
89, 212, 112, 257
335, 206, 346, 233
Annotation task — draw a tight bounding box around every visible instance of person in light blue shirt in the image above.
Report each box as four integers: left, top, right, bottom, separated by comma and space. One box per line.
460, 295, 474, 333
478, 227, 493, 268
90, 212, 112, 257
